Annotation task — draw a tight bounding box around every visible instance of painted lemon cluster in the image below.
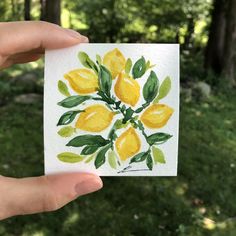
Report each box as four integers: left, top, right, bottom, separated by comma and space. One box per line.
56, 48, 174, 173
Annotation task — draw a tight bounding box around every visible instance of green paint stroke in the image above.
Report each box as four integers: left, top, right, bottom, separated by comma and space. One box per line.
57, 152, 84, 163
57, 126, 75, 137
58, 80, 71, 97
152, 146, 166, 164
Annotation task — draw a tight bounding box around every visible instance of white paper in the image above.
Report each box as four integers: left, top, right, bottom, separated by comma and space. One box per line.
44, 43, 179, 176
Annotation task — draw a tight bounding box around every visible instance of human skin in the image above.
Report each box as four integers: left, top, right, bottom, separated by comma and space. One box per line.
0, 21, 103, 220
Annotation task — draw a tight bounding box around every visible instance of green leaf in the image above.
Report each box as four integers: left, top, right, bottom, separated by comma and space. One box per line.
132, 56, 146, 79
96, 54, 102, 65
143, 71, 159, 103
130, 152, 147, 164
108, 150, 117, 169
108, 127, 117, 140
81, 145, 100, 155
115, 101, 121, 107
146, 60, 156, 70
57, 110, 83, 126
121, 104, 126, 112
57, 126, 75, 137
58, 80, 71, 97
147, 133, 173, 145
154, 76, 171, 102
57, 95, 91, 108
146, 60, 150, 69
123, 107, 134, 123
125, 58, 132, 74
146, 153, 153, 170
78, 51, 98, 73
137, 120, 145, 131
66, 135, 109, 147
114, 119, 129, 129
95, 144, 111, 169
98, 65, 112, 96
135, 107, 144, 113
85, 153, 97, 163
57, 152, 84, 163
152, 146, 166, 164
114, 119, 123, 129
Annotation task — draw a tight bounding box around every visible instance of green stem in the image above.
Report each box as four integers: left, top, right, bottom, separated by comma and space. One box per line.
118, 148, 151, 173
94, 91, 154, 164
117, 165, 131, 173
94, 91, 152, 149
134, 102, 150, 113
107, 122, 118, 149
117, 167, 151, 174
130, 119, 149, 140
93, 91, 128, 121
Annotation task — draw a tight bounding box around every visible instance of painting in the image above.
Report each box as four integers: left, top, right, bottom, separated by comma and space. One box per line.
44, 44, 179, 176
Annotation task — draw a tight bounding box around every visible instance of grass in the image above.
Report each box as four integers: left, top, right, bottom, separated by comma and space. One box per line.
0, 71, 236, 236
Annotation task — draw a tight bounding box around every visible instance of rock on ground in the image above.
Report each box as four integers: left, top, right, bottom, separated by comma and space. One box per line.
14, 93, 43, 104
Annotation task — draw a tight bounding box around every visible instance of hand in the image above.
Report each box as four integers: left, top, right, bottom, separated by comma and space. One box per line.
0, 21, 103, 220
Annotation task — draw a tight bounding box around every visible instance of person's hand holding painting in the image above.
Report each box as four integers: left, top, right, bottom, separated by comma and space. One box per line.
0, 21, 103, 220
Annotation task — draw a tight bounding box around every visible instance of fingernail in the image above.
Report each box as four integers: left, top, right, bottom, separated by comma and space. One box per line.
64, 28, 81, 38
64, 29, 89, 43
80, 35, 89, 43
75, 176, 103, 197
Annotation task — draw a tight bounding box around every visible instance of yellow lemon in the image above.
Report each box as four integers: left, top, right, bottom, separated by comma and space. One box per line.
114, 73, 140, 106
64, 68, 98, 94
115, 127, 141, 161
140, 104, 174, 128
76, 104, 114, 132
103, 48, 126, 79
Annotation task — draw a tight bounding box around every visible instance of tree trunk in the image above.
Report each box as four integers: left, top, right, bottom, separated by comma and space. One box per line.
11, 0, 16, 18
184, 17, 195, 49
223, 0, 236, 86
24, 0, 31, 21
44, 0, 61, 25
40, 0, 46, 21
175, 28, 180, 44
205, 0, 236, 86
204, 0, 226, 74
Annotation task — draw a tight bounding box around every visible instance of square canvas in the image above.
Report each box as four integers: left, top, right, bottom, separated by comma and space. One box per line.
44, 43, 179, 176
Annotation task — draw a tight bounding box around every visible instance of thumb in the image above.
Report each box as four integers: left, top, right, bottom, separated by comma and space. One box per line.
0, 173, 102, 220
0, 21, 89, 55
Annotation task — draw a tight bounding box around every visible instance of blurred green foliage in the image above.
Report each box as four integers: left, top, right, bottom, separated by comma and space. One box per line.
0, 0, 212, 45
0, 0, 213, 84
64, 0, 211, 46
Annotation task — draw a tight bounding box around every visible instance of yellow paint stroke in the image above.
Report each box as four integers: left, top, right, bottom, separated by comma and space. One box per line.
76, 104, 114, 132
115, 127, 141, 161
114, 72, 140, 106
141, 104, 174, 128
64, 68, 98, 94
103, 48, 126, 79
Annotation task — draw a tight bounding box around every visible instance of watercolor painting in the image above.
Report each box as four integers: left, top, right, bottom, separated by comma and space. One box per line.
54, 46, 175, 174
44, 43, 179, 176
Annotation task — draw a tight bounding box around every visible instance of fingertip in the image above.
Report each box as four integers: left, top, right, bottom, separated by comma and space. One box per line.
74, 174, 103, 197
63, 28, 89, 43
47, 172, 102, 198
